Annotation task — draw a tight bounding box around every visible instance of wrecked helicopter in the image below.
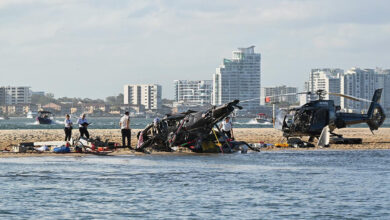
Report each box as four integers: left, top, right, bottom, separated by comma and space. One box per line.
136, 100, 260, 154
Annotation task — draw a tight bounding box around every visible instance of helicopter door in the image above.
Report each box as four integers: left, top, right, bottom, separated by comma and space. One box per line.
309, 109, 329, 132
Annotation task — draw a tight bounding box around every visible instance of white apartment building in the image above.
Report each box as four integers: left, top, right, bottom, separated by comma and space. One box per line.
261, 86, 298, 105
301, 68, 344, 107
174, 80, 212, 105
344, 68, 387, 113
381, 69, 390, 113
123, 84, 162, 110
0, 86, 31, 105
212, 46, 261, 111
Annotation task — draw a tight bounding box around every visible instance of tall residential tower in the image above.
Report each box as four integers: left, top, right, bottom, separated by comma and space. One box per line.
0, 86, 31, 105
212, 46, 261, 111
301, 68, 344, 107
174, 80, 212, 105
123, 84, 162, 110
343, 68, 387, 112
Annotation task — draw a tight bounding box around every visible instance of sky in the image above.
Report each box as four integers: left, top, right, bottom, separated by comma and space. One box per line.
1, 0, 390, 99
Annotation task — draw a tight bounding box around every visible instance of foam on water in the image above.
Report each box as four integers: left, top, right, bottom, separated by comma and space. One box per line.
235, 118, 271, 125
26, 121, 38, 125
54, 120, 64, 124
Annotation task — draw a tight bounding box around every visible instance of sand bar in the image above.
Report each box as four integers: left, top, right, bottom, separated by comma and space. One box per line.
0, 128, 389, 157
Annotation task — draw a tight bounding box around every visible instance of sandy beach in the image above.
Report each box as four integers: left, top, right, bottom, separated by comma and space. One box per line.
0, 128, 389, 157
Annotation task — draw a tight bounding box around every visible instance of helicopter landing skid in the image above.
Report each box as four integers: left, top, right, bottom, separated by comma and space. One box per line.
330, 132, 343, 138
287, 138, 315, 148
330, 137, 362, 144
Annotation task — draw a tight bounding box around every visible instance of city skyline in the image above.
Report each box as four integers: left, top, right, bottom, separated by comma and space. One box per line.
1, 0, 390, 99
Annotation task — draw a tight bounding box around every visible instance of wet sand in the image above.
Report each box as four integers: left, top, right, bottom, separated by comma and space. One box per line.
0, 128, 389, 157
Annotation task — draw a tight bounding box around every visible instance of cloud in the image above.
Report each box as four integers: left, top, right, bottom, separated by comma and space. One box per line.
1, 0, 390, 98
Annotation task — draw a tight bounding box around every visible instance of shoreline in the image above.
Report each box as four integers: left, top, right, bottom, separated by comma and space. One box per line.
1, 128, 389, 157
1, 148, 390, 158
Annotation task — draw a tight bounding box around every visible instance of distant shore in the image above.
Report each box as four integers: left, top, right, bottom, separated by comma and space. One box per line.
0, 128, 389, 157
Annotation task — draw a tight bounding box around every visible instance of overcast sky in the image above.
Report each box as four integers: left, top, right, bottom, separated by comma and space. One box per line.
1, 0, 389, 99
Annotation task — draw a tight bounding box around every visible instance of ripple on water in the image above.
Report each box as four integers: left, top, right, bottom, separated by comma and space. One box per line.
0, 150, 390, 219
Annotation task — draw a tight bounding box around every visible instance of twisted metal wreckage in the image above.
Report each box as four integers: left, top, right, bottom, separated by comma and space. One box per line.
136, 100, 260, 154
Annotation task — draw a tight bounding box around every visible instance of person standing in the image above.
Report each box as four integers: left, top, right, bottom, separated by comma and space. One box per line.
64, 114, 73, 141
220, 116, 234, 139
77, 113, 90, 139
119, 111, 131, 148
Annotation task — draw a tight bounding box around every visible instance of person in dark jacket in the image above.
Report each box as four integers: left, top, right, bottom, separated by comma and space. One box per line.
77, 114, 90, 139
64, 114, 73, 141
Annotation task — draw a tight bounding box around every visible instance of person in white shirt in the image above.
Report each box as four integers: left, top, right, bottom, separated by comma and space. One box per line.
219, 117, 234, 139
64, 114, 73, 141
119, 111, 131, 148
77, 113, 90, 139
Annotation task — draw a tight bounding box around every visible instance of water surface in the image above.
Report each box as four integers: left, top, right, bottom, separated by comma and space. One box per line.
0, 150, 389, 219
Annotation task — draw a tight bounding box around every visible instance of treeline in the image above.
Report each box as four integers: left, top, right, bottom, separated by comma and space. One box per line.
31, 93, 124, 105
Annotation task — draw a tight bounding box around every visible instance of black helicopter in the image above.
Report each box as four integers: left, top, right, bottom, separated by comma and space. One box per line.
268, 89, 386, 144
136, 100, 259, 153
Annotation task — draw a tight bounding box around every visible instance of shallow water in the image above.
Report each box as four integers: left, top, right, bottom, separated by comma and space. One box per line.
1, 150, 389, 219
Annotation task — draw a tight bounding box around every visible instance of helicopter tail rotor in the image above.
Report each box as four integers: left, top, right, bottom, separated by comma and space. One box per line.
366, 89, 386, 131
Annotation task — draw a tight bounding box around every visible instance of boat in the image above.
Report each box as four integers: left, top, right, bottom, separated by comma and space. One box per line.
0, 115, 10, 120
255, 113, 272, 123
27, 111, 38, 119
36, 111, 54, 124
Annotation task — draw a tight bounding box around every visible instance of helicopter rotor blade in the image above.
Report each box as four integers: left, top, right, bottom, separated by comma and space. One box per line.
328, 93, 372, 102
265, 92, 310, 99
264, 92, 311, 103
262, 89, 373, 103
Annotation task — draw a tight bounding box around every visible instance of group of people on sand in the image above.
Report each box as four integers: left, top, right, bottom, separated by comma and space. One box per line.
63, 112, 131, 148
62, 111, 234, 148
63, 113, 91, 141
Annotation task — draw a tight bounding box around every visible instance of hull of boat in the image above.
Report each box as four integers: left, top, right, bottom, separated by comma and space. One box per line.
255, 118, 271, 123
37, 117, 53, 124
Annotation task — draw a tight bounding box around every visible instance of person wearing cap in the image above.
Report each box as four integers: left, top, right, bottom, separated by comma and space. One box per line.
64, 114, 73, 141
219, 116, 234, 139
119, 111, 131, 148
77, 113, 90, 139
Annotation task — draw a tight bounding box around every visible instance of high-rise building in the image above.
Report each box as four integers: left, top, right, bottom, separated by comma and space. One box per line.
212, 46, 261, 111
174, 80, 212, 105
123, 84, 162, 110
0, 86, 32, 105
301, 68, 344, 106
380, 69, 390, 113
261, 86, 298, 105
0, 87, 5, 105
344, 68, 386, 112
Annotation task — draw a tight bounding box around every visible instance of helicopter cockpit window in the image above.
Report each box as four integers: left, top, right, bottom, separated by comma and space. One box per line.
284, 110, 295, 128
